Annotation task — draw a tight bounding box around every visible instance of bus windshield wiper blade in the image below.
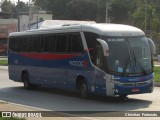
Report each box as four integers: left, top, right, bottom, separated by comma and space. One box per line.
139, 61, 148, 75
133, 50, 137, 66
121, 56, 130, 76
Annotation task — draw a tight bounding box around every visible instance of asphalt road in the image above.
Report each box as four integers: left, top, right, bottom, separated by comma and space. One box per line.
0, 67, 160, 119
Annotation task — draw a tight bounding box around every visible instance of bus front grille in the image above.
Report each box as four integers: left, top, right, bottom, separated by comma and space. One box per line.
122, 80, 152, 87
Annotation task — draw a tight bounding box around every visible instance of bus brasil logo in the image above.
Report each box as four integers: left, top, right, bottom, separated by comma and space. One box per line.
69, 60, 88, 68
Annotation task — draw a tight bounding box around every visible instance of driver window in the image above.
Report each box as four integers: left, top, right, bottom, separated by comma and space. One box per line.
95, 41, 104, 70
84, 32, 99, 65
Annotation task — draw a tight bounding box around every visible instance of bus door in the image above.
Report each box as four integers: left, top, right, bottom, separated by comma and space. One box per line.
95, 39, 114, 96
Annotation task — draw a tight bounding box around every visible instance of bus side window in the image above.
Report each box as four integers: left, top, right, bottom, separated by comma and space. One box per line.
50, 35, 55, 53
44, 35, 51, 53
22, 37, 29, 52
9, 37, 19, 52
68, 33, 83, 53
84, 32, 99, 65
55, 34, 68, 53
95, 41, 104, 70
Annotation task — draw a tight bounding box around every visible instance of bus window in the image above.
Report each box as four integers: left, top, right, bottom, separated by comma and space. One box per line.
55, 34, 68, 53
38, 36, 44, 52
95, 41, 105, 70
9, 37, 19, 52
84, 32, 99, 64
29, 36, 38, 53
50, 35, 55, 53
22, 37, 29, 52
68, 33, 83, 53
44, 35, 51, 53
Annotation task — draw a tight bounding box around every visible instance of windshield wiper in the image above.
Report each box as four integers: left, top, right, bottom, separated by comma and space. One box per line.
121, 41, 138, 76
132, 50, 137, 66
132, 50, 148, 75
137, 59, 148, 75
121, 56, 130, 76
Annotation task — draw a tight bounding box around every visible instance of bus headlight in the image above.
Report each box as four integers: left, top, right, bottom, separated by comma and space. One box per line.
146, 79, 153, 83
114, 81, 122, 86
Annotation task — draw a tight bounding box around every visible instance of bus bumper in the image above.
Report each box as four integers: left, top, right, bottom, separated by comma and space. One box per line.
114, 82, 154, 96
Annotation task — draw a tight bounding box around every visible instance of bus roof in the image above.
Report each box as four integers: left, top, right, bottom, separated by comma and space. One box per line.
9, 23, 145, 37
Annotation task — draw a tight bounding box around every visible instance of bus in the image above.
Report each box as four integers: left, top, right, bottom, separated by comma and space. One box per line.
8, 23, 155, 98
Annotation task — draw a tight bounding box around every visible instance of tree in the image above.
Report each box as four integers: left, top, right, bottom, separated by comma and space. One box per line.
96, 0, 106, 22
33, 0, 71, 19
1, 0, 29, 13
132, 1, 160, 32
33, 0, 98, 20
66, 0, 97, 21
108, 0, 135, 23
16, 1, 29, 12
1, 0, 15, 13
32, 0, 160, 32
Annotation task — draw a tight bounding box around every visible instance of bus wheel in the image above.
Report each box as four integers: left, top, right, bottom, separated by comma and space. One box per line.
79, 82, 89, 99
119, 95, 128, 99
22, 72, 32, 90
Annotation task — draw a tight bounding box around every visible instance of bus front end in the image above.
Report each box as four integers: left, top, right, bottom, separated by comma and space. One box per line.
96, 36, 154, 97
105, 74, 154, 97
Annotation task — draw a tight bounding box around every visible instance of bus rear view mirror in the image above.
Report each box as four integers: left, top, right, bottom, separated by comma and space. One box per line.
97, 38, 109, 56
147, 38, 156, 55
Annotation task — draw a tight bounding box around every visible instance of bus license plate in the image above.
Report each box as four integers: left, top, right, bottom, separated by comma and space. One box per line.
132, 88, 140, 92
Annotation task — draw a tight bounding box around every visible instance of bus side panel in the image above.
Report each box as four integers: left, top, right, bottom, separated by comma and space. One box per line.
8, 50, 23, 82
8, 50, 95, 92
8, 65, 22, 82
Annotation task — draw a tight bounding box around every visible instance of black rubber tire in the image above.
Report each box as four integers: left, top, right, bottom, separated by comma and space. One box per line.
119, 95, 128, 99
79, 82, 89, 99
22, 73, 33, 90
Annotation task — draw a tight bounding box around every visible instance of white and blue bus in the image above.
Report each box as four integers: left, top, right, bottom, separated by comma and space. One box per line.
8, 24, 155, 98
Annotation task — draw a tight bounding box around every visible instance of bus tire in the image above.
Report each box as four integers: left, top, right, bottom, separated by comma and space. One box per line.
22, 72, 33, 90
79, 82, 89, 99
119, 95, 128, 99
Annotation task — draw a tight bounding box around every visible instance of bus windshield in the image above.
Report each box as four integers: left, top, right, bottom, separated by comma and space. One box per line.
102, 36, 153, 76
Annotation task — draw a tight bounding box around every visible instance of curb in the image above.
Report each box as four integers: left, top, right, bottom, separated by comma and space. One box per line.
0, 56, 7, 58
154, 82, 160, 87
0, 66, 8, 71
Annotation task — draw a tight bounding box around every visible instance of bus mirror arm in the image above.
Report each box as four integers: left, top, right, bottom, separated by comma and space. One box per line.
97, 38, 109, 56
147, 38, 156, 55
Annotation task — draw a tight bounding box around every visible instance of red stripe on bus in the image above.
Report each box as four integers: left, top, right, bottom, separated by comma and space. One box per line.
20, 53, 81, 60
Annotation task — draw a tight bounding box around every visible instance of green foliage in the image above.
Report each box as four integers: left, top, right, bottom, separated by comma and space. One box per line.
0, 60, 8, 65
16, 1, 29, 12
108, 0, 135, 23
31, 0, 160, 33
33, 0, 98, 20
0, 118, 25, 120
154, 66, 160, 83
1, 0, 160, 32
0, 0, 29, 13
132, 2, 160, 32
96, 0, 106, 22
65, 0, 97, 21
1, 0, 15, 13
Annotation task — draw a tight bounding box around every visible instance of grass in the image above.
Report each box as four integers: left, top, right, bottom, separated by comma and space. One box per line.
0, 118, 26, 120
154, 66, 160, 83
0, 101, 7, 104
0, 60, 8, 66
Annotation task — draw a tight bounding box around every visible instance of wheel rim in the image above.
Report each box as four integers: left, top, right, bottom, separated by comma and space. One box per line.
23, 74, 29, 88
24, 78, 28, 88
80, 83, 88, 98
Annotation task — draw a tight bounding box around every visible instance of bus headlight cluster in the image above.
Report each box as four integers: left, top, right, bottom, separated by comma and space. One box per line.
146, 79, 153, 84
114, 81, 122, 86
114, 79, 153, 87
